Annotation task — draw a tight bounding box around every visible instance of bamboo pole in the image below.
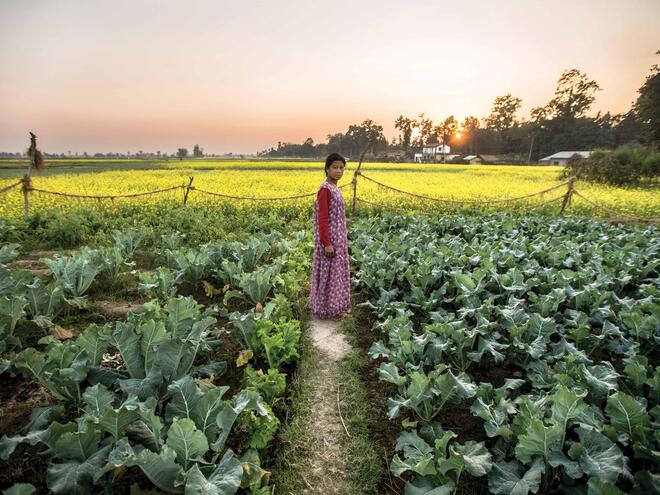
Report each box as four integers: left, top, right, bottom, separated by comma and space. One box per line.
351, 141, 372, 215
560, 176, 576, 214
183, 176, 194, 205
23, 132, 40, 218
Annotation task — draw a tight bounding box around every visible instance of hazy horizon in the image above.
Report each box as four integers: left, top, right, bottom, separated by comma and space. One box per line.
1, 0, 658, 155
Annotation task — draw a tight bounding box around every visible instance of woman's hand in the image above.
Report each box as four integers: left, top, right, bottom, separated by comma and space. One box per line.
324, 244, 335, 258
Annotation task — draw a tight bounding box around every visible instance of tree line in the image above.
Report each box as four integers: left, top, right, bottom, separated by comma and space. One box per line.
259, 52, 659, 162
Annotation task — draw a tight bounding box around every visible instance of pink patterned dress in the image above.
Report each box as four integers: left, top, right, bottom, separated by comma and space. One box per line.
309, 181, 352, 318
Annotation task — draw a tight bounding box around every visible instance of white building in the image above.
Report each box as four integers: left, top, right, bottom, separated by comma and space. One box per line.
539, 151, 591, 166
415, 142, 451, 163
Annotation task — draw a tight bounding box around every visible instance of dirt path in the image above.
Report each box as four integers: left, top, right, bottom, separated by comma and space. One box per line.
301, 316, 354, 494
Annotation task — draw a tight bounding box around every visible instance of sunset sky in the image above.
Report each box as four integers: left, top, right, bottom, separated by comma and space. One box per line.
1, 0, 658, 155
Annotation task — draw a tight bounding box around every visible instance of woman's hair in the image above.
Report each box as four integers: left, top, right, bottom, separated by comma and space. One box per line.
324, 153, 346, 175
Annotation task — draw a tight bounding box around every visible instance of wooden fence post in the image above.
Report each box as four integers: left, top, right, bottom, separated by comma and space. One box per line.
560, 176, 576, 214
351, 170, 359, 215
183, 176, 194, 205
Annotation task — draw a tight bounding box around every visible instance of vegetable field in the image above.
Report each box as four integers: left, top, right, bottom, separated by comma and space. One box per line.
351, 214, 659, 494
0, 160, 658, 494
0, 229, 311, 494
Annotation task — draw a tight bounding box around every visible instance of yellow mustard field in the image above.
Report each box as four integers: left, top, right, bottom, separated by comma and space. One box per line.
0, 161, 658, 219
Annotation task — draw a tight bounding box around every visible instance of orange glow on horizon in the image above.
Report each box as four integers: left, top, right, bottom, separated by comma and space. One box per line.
0, 0, 658, 154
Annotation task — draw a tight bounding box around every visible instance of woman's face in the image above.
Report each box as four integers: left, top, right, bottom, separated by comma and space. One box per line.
327, 160, 345, 181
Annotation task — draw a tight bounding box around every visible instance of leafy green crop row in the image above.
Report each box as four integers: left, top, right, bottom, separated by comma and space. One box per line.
350, 214, 658, 495
0, 229, 311, 494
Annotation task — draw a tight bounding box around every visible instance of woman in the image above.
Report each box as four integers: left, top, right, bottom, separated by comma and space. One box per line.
309, 153, 352, 320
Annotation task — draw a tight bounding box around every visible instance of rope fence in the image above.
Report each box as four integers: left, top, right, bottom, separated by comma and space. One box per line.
1, 170, 658, 224
189, 182, 351, 201
0, 180, 22, 195
356, 171, 573, 205
572, 190, 660, 223
27, 183, 186, 199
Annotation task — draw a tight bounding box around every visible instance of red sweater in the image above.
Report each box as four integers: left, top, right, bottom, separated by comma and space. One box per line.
317, 187, 332, 247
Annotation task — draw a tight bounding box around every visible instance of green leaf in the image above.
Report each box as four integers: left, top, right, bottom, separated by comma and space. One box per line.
184, 450, 243, 495
77, 324, 111, 365
488, 458, 544, 495
108, 321, 145, 379
378, 362, 406, 386
22, 405, 65, 433
98, 396, 141, 441
605, 392, 651, 446
238, 449, 269, 491
632, 471, 660, 495
155, 339, 191, 382
53, 429, 102, 461
568, 426, 630, 484
166, 296, 199, 338
455, 273, 476, 292
134, 445, 185, 493
213, 391, 265, 453
191, 386, 230, 442
82, 383, 116, 417
390, 430, 437, 477
453, 441, 492, 477
119, 367, 164, 400
2, 483, 36, 495
140, 319, 170, 374
0, 422, 76, 461
587, 478, 627, 495
47, 444, 111, 495
583, 363, 619, 399
166, 418, 209, 470
403, 478, 455, 495
126, 398, 164, 451
549, 385, 588, 442
166, 375, 202, 422
514, 419, 562, 464
471, 398, 513, 438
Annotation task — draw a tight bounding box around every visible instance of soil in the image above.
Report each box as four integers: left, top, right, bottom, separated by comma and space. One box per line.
348, 307, 405, 494
0, 443, 49, 493
0, 376, 56, 437
88, 300, 146, 319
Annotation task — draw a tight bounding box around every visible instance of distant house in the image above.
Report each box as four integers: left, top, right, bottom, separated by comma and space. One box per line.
539, 151, 591, 166
477, 154, 505, 164
463, 155, 483, 164
415, 142, 452, 163
444, 154, 462, 162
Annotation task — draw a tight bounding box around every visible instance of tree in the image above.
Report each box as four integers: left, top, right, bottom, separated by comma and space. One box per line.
326, 133, 345, 154
193, 144, 204, 157
176, 148, 188, 160
483, 93, 522, 132
394, 115, 414, 153
301, 137, 315, 157
412, 113, 435, 148
633, 51, 660, 146
434, 116, 458, 162
342, 119, 387, 157
461, 116, 481, 154
543, 69, 601, 120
